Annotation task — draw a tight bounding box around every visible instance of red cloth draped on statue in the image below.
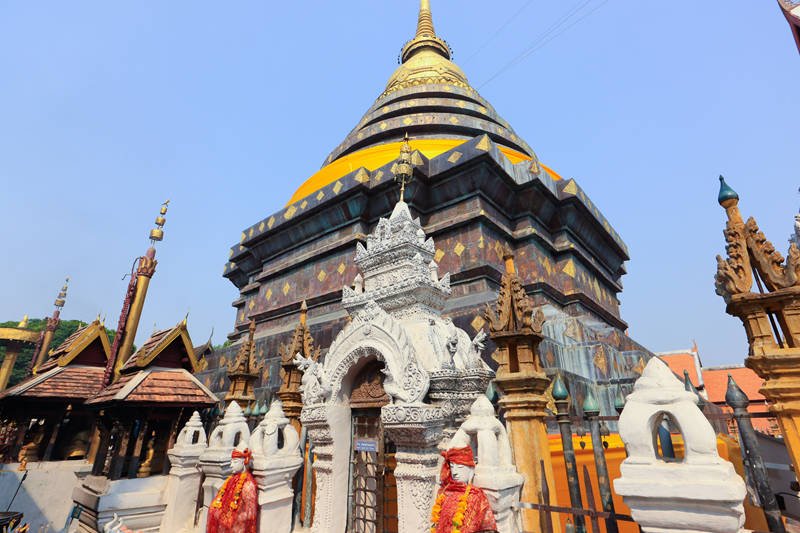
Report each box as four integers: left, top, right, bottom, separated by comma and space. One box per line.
430, 446, 497, 533
207, 449, 258, 533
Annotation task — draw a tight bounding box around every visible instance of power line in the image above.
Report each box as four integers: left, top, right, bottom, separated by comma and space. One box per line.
478, 0, 609, 90
462, 0, 538, 66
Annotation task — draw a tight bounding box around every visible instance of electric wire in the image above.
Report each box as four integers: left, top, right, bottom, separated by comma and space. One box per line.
462, 0, 537, 66
478, 0, 609, 90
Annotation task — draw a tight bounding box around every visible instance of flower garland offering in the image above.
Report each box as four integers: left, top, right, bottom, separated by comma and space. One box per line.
430, 484, 472, 533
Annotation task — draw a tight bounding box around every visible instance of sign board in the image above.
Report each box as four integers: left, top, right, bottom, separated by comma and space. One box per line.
354, 439, 379, 452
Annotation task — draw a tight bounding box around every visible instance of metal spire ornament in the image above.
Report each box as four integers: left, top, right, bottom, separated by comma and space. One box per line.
392, 133, 414, 202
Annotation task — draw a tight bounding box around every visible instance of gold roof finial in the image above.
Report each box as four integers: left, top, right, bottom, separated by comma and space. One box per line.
17, 315, 29, 329
54, 277, 70, 309
300, 300, 308, 327
401, 0, 451, 63
393, 133, 414, 201
149, 200, 170, 245
416, 0, 436, 38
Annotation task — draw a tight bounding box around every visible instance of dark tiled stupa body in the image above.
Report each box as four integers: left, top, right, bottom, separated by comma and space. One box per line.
195, 3, 652, 419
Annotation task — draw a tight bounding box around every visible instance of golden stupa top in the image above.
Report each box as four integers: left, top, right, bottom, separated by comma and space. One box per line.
287, 0, 540, 204
383, 0, 470, 96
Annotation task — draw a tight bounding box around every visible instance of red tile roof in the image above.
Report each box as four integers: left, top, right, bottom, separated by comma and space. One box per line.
0, 366, 105, 400
87, 368, 217, 407
658, 352, 699, 387
702, 365, 765, 404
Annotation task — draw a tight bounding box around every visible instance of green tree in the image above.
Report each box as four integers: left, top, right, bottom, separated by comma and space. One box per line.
0, 318, 116, 387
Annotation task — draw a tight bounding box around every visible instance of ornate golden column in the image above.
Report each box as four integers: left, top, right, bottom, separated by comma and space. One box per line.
714, 176, 800, 475
485, 249, 558, 533
112, 201, 169, 378
0, 317, 39, 391
32, 278, 69, 373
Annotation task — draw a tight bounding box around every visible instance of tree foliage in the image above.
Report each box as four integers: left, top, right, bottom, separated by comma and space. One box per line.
0, 318, 116, 387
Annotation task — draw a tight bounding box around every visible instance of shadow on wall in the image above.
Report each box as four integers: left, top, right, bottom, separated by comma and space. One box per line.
0, 461, 90, 532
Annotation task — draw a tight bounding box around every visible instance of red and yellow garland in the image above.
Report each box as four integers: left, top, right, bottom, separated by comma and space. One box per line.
430, 484, 472, 533
211, 471, 249, 512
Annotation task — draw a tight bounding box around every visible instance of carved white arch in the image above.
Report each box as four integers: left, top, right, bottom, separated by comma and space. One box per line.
324, 311, 429, 404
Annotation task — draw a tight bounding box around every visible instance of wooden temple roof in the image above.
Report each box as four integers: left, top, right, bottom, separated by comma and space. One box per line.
37, 320, 110, 373
87, 320, 216, 408
120, 321, 199, 374
0, 320, 109, 402
87, 368, 216, 407
0, 366, 106, 401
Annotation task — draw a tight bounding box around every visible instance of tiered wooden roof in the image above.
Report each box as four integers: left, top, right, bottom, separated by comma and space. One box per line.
87, 321, 216, 408
0, 320, 109, 402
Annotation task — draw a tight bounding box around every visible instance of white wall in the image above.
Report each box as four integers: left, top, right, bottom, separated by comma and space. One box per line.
0, 461, 89, 532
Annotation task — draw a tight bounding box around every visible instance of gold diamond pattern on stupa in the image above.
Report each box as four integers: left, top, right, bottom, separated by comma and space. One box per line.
282, 282, 291, 296
434, 249, 445, 262
447, 151, 462, 164
317, 270, 327, 282
337, 262, 346, 275
471, 315, 486, 332
285, 205, 297, 220
265, 288, 273, 301
259, 221, 265, 232
316, 191, 325, 201
301, 200, 308, 209
454, 242, 465, 257
355, 169, 370, 183
267, 216, 275, 229
333, 181, 343, 194
562, 259, 576, 278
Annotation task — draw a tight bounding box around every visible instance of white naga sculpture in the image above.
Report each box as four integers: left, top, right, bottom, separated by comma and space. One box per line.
614, 357, 746, 533
450, 396, 524, 533
292, 353, 331, 404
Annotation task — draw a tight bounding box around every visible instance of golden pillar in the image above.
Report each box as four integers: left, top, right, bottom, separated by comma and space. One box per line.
0, 346, 21, 391
33, 278, 69, 373
113, 201, 168, 379
714, 176, 800, 475
485, 249, 558, 533
114, 253, 156, 376
0, 318, 39, 392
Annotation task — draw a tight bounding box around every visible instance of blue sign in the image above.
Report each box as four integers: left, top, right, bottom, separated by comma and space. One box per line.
354, 439, 379, 452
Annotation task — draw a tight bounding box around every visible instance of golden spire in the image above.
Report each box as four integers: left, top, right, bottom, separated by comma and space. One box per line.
401, 0, 451, 62
416, 0, 436, 38
54, 277, 69, 309
392, 133, 414, 201
17, 315, 29, 329
149, 200, 170, 245
299, 300, 308, 327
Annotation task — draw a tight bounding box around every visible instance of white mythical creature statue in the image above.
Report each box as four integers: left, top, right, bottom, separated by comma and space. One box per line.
293, 353, 331, 404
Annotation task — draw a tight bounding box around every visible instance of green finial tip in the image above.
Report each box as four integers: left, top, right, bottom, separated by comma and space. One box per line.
718, 175, 739, 206
552, 374, 569, 401
583, 389, 600, 414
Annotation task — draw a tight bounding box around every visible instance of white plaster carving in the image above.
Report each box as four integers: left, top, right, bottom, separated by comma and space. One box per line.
293, 353, 331, 405
160, 412, 206, 532
613, 357, 747, 533
198, 401, 252, 532
451, 396, 524, 533
249, 400, 303, 533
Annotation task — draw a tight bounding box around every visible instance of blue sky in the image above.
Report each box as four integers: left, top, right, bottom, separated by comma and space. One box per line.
0, 1, 796, 366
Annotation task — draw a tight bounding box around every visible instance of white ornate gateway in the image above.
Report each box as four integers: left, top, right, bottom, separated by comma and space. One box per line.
298, 199, 494, 533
